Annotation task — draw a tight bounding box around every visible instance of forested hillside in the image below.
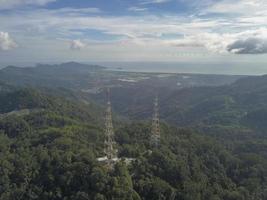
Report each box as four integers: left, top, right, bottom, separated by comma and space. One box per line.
0, 86, 267, 200
0, 63, 267, 199
89, 74, 267, 133
0, 62, 243, 93
0, 62, 105, 89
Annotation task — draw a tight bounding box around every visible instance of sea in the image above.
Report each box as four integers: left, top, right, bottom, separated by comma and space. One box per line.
1, 61, 267, 75
95, 61, 267, 75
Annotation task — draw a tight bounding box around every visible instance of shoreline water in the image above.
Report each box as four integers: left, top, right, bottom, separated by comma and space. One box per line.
1, 61, 267, 76
95, 62, 267, 76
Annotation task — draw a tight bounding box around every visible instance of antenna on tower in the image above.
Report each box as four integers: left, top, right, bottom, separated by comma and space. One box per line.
103, 88, 118, 168
150, 94, 160, 147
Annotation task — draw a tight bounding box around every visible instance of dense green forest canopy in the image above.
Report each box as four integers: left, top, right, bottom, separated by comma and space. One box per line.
0, 84, 267, 200
0, 63, 267, 199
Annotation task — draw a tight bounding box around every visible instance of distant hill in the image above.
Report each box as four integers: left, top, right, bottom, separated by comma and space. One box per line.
0, 81, 14, 93
0, 86, 102, 124
1, 61, 265, 131
88, 74, 267, 133
35, 62, 106, 72
0, 62, 105, 88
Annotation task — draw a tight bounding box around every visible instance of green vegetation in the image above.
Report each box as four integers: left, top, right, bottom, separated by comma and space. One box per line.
1, 64, 267, 199
1, 87, 267, 200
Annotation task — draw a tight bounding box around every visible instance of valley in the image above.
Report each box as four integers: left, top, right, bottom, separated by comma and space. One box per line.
0, 62, 267, 200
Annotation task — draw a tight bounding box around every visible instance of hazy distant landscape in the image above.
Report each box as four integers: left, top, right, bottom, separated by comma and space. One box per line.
1, 62, 267, 199
1, 0, 267, 199
2, 61, 267, 75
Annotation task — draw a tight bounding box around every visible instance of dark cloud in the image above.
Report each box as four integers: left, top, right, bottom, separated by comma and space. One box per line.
227, 37, 267, 54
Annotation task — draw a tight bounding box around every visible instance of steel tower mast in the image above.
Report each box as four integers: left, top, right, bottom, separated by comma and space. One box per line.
104, 88, 118, 168
151, 95, 160, 147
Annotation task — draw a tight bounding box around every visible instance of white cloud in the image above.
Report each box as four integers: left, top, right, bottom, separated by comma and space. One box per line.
139, 0, 170, 5
0, 9, 206, 41
70, 39, 86, 50
52, 7, 101, 14
0, 0, 266, 63
172, 28, 267, 54
0, 0, 56, 9
128, 7, 148, 12
200, 0, 267, 29
0, 32, 17, 51
227, 28, 267, 54
1, 6, 266, 54
228, 38, 267, 54
205, 0, 266, 14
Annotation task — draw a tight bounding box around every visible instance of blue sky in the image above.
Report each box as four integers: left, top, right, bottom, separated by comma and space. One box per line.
44, 0, 192, 15
0, 0, 267, 72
